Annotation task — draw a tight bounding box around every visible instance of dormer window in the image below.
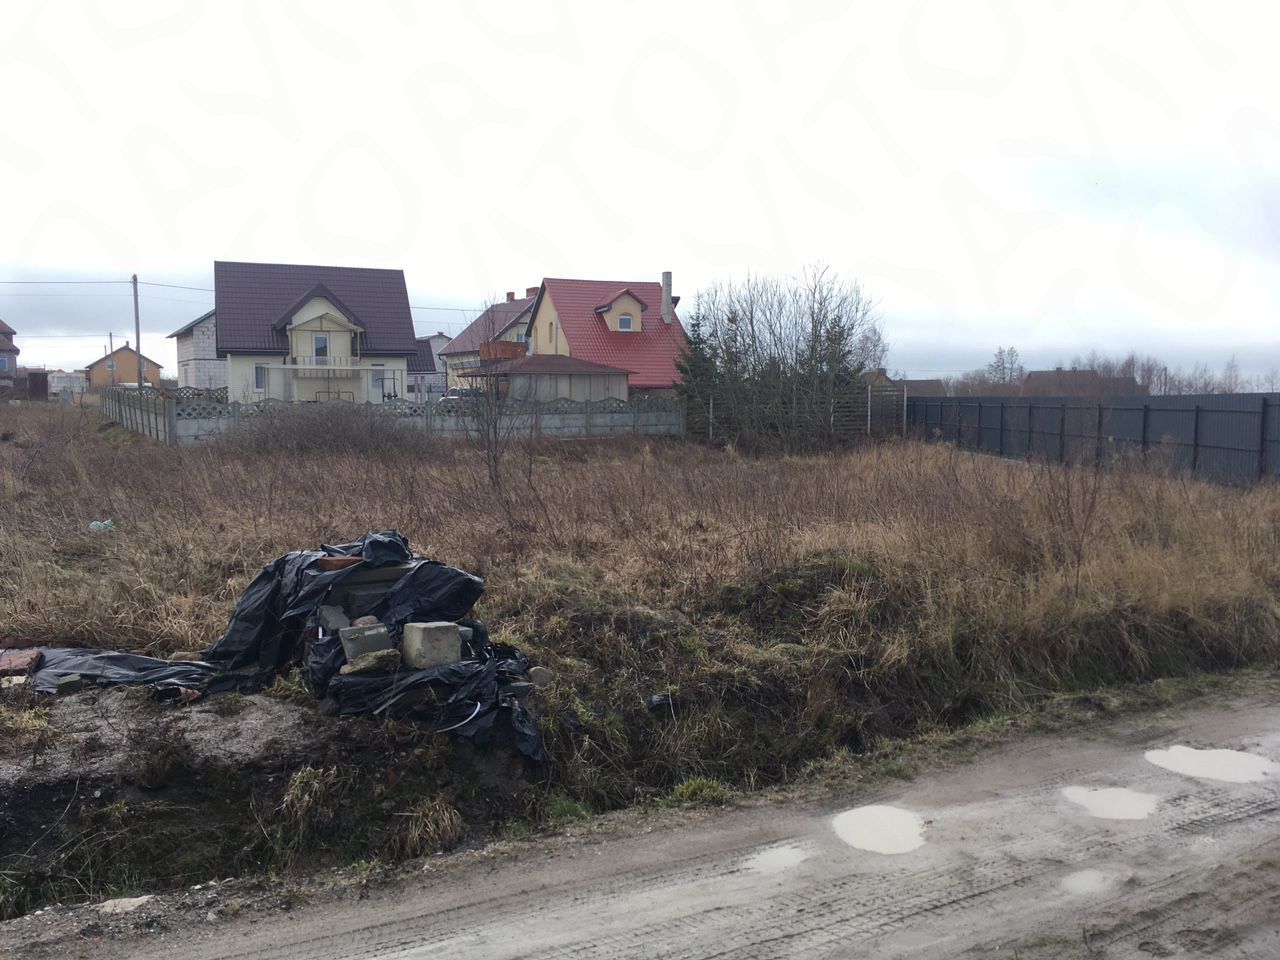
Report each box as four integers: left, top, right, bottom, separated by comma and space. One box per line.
313, 333, 328, 359
618, 313, 633, 331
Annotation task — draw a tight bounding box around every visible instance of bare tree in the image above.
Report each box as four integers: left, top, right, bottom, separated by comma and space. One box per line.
678, 266, 886, 451
452, 300, 531, 489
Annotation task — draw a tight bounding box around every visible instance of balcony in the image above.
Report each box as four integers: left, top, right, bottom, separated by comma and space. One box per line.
288, 356, 363, 378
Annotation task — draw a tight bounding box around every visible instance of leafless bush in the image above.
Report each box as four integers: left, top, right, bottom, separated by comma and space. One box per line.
219, 402, 438, 459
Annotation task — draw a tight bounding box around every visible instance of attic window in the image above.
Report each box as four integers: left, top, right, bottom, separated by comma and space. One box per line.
618, 313, 633, 331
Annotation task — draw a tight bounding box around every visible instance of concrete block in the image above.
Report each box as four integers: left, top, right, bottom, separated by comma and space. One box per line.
317, 604, 351, 633
403, 621, 461, 669
339, 623, 391, 661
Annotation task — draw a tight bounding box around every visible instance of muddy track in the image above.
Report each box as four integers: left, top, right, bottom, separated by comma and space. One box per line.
14, 695, 1280, 959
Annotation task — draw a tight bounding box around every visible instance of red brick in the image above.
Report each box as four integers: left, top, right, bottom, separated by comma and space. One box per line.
0, 648, 41, 675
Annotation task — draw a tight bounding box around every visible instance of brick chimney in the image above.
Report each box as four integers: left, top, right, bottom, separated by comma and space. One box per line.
506, 291, 515, 302
526, 286, 539, 297
661, 272, 673, 324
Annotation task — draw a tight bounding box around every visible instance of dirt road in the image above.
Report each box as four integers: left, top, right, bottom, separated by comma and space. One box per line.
29, 694, 1280, 959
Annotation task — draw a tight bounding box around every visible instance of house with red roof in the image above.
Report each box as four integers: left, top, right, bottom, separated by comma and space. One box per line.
168, 261, 425, 403
523, 272, 686, 394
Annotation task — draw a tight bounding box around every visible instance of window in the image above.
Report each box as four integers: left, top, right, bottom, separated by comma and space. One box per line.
546, 322, 553, 346
618, 313, 633, 331
313, 333, 328, 360
0, 356, 7, 371
254, 363, 267, 391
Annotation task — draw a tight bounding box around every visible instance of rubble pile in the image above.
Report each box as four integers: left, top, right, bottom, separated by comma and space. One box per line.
22, 531, 545, 760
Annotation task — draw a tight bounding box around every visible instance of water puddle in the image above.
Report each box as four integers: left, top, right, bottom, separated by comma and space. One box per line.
1061, 785, 1159, 820
831, 805, 925, 855
1060, 869, 1114, 896
1144, 745, 1279, 783
742, 844, 809, 875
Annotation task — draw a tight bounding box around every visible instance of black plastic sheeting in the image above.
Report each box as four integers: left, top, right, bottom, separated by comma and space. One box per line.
29, 649, 250, 700
203, 530, 484, 673
27, 531, 545, 761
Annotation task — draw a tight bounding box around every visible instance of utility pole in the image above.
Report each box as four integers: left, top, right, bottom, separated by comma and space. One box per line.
132, 274, 143, 386
109, 332, 115, 386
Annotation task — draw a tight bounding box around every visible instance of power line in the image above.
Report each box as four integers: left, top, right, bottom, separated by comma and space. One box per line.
0, 279, 129, 285
8, 332, 136, 339
137, 280, 214, 292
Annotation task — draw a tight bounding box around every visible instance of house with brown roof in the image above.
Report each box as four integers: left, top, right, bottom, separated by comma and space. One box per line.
438, 288, 538, 388
460, 353, 633, 401
0, 318, 18, 390
1020, 368, 1147, 399
523, 272, 686, 394
168, 261, 424, 403
85, 341, 164, 389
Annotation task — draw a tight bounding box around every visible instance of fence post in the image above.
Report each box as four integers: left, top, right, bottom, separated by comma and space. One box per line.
1141, 403, 1150, 455
708, 396, 714, 443
167, 397, 177, 444
1095, 403, 1104, 467
902, 387, 907, 438
1028, 403, 1035, 458
976, 401, 983, 451
1260, 397, 1269, 481
1059, 404, 1066, 463
865, 382, 872, 438
1191, 405, 1201, 473
997, 402, 1005, 456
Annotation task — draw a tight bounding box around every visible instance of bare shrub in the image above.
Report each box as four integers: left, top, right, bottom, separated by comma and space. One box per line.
219, 402, 438, 459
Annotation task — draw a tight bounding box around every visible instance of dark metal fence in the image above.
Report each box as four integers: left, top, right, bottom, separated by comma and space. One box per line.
907, 393, 1280, 485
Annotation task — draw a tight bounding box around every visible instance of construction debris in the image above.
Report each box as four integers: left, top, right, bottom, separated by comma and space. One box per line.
0, 648, 40, 676
339, 648, 402, 675
26, 531, 546, 761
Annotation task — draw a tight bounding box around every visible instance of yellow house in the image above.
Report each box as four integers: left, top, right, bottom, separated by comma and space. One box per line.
184, 261, 423, 403
84, 342, 164, 389
524, 274, 686, 392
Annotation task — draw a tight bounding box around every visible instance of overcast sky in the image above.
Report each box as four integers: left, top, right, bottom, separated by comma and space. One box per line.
2, 1, 1277, 379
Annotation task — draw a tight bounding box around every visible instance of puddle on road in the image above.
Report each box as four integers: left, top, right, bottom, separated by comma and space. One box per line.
1061, 869, 1114, 896
742, 844, 809, 875
1061, 786, 1159, 820
1144, 745, 1279, 783
831, 805, 925, 855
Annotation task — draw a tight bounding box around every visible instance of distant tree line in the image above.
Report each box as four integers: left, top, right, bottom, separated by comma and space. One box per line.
944, 347, 1278, 396
677, 267, 887, 452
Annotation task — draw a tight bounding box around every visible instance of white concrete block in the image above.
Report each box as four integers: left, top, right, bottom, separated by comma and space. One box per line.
403, 621, 461, 669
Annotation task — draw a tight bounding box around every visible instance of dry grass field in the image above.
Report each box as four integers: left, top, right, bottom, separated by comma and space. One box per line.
3, 400, 1279, 808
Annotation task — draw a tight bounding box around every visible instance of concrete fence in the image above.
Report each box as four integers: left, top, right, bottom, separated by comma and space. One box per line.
101, 386, 686, 445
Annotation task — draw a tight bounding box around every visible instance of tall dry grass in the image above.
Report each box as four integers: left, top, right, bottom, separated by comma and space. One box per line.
2, 401, 1278, 804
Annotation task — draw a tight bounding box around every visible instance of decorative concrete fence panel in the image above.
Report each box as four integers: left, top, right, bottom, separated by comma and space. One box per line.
102, 387, 686, 445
